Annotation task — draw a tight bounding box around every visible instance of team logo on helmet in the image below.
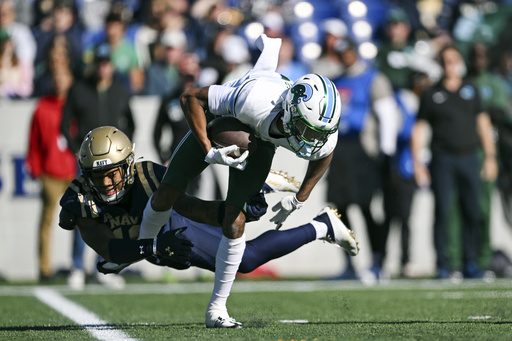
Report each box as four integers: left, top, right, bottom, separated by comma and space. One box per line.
290, 83, 313, 105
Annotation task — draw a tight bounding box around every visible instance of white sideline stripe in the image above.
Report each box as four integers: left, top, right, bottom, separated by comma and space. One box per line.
33, 287, 138, 341
2, 279, 511, 297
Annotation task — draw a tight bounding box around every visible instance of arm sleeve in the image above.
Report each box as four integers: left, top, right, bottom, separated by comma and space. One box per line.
373, 96, 399, 156
60, 86, 80, 154
121, 92, 135, 140
153, 97, 169, 163
371, 73, 399, 156
417, 91, 431, 121
108, 238, 154, 264
25, 109, 42, 178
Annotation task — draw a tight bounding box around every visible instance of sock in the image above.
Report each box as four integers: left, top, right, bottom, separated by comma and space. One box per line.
253, 34, 282, 72
138, 196, 173, 239
207, 234, 246, 313
310, 220, 328, 240
239, 223, 316, 273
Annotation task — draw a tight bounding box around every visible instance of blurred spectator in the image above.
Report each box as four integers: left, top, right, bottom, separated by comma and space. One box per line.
0, 28, 33, 98
33, 34, 73, 97
218, 34, 252, 84
197, 26, 230, 86
152, 52, 221, 198
0, 0, 36, 65
9, 0, 32, 26
375, 7, 414, 90
32, 0, 84, 78
493, 48, 512, 107
311, 18, 346, 80
157, 0, 204, 56
380, 71, 432, 278
446, 41, 508, 277
60, 42, 134, 289
77, 0, 114, 48
375, 7, 442, 90
85, 9, 144, 94
134, 0, 203, 69
276, 35, 310, 82
77, 1, 142, 47
143, 29, 186, 96
132, 0, 163, 69
492, 47, 512, 231
411, 45, 498, 280
25, 67, 76, 282
260, 10, 285, 39
329, 38, 399, 282
153, 72, 197, 164
61, 42, 135, 154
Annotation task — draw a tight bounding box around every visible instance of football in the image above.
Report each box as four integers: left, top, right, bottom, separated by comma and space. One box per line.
206, 116, 257, 157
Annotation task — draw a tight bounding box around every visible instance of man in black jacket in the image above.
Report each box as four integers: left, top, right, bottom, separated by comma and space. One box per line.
59, 42, 135, 290
60, 42, 135, 154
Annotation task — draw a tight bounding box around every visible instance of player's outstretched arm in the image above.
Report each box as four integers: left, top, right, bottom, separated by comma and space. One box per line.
270, 153, 333, 229
75, 216, 193, 266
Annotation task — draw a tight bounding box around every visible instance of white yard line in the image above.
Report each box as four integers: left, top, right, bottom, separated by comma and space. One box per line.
33, 287, 138, 341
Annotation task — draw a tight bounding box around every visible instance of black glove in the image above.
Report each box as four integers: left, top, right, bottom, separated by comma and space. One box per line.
156, 227, 194, 266
245, 193, 268, 222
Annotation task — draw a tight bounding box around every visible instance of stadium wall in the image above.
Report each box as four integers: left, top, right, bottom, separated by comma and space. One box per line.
1, 97, 512, 282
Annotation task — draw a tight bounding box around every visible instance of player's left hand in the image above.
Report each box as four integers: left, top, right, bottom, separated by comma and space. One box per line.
156, 227, 194, 266
270, 194, 304, 229
245, 193, 268, 222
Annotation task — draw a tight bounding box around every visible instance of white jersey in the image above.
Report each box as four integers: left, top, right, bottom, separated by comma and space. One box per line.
208, 35, 337, 161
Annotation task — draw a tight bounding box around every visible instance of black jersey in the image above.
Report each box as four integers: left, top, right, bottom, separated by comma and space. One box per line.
418, 80, 482, 154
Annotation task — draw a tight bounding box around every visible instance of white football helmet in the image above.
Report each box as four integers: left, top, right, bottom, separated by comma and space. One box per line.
79, 126, 135, 204
282, 73, 341, 157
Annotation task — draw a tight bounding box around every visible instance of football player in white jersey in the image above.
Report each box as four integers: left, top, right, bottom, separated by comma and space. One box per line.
138, 34, 343, 328
59, 126, 358, 294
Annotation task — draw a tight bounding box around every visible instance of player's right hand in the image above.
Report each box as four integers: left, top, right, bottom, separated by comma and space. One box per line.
156, 227, 194, 266
205, 145, 249, 170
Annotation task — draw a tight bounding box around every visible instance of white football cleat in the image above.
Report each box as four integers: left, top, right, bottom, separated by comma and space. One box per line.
315, 207, 360, 256
262, 170, 301, 194
205, 309, 244, 328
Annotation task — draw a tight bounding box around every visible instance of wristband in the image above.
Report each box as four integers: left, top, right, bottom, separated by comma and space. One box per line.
292, 195, 305, 209
108, 238, 154, 264
153, 237, 158, 255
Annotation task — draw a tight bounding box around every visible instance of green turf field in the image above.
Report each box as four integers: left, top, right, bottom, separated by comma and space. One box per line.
0, 279, 511, 341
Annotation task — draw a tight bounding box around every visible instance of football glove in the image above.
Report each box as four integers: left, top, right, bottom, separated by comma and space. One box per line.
155, 227, 194, 266
205, 145, 249, 170
270, 194, 304, 229
96, 258, 131, 275
245, 193, 268, 222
